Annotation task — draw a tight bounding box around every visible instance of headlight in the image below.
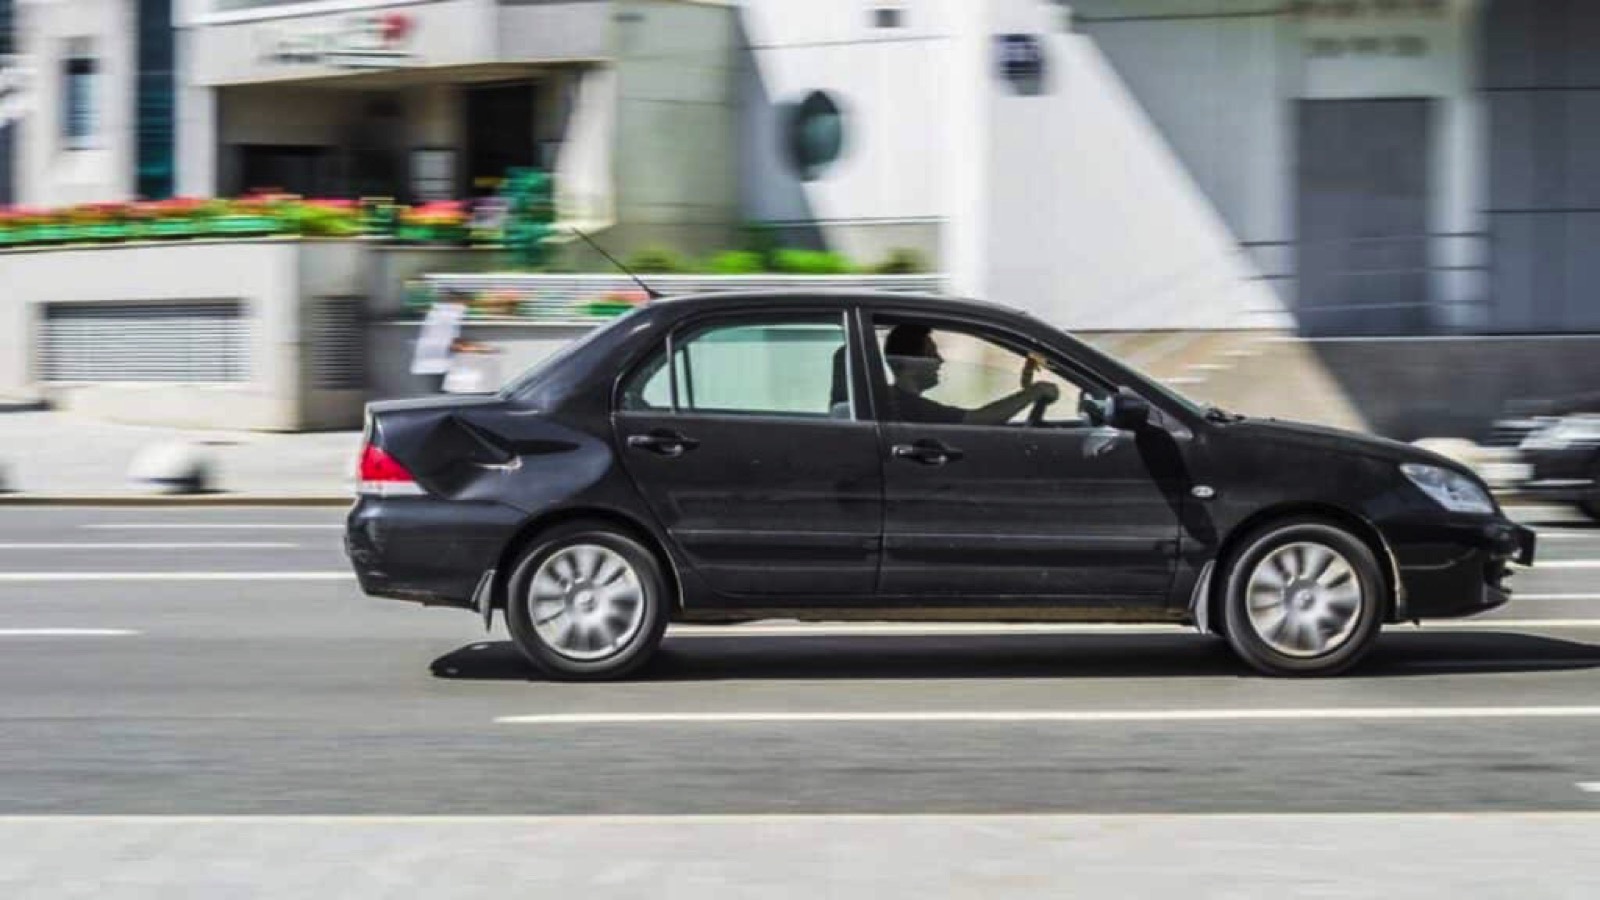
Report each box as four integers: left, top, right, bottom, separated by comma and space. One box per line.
1401, 463, 1495, 515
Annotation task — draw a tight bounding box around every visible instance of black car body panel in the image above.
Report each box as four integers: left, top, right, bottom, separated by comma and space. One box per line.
346, 291, 1534, 625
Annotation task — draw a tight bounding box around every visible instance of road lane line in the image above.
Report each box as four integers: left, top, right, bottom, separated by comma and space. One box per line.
0, 542, 299, 550
1580, 783, 1600, 794
1514, 594, 1600, 601
82, 524, 342, 531
1521, 560, 1600, 569
496, 706, 1600, 726
0, 628, 139, 637
0, 572, 355, 582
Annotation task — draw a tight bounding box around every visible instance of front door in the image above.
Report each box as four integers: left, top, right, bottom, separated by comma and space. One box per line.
869, 315, 1184, 602
614, 311, 882, 599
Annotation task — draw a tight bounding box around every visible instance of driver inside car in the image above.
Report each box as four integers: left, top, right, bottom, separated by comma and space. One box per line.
883, 324, 1059, 425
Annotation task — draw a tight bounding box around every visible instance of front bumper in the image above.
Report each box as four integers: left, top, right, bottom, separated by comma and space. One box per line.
1388, 516, 1536, 620
345, 495, 525, 610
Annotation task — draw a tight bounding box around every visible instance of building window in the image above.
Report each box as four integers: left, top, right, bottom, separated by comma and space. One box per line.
136, 0, 175, 198
62, 40, 98, 149
871, 6, 904, 29
1, 0, 15, 56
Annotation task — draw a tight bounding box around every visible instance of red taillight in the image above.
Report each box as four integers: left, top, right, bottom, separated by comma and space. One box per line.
357, 444, 423, 495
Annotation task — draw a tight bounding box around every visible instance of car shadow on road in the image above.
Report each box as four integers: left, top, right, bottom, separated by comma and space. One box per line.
429, 629, 1600, 683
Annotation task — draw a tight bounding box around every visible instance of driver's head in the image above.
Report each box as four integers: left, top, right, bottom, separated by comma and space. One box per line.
884, 324, 942, 393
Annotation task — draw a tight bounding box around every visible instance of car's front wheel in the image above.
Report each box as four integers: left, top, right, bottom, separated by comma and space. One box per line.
505, 522, 669, 680
1221, 519, 1385, 677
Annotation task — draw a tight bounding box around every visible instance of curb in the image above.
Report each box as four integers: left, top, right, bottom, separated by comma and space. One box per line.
0, 495, 350, 507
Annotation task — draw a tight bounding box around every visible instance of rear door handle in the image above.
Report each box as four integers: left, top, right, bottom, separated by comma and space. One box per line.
891, 440, 963, 466
626, 430, 700, 458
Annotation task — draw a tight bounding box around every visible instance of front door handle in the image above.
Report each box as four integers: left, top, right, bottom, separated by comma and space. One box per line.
890, 440, 963, 466
627, 430, 700, 458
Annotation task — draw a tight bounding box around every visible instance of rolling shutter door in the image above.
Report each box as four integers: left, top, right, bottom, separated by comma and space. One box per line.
42, 301, 248, 383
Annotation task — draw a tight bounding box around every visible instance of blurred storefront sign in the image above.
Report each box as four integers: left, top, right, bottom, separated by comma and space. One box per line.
1295, 0, 1464, 99
256, 12, 415, 69
192, 0, 488, 86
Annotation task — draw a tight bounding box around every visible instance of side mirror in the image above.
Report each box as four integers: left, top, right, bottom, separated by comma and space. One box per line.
1106, 388, 1151, 431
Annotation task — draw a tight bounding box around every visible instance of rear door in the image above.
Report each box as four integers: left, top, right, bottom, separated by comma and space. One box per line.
613, 308, 883, 598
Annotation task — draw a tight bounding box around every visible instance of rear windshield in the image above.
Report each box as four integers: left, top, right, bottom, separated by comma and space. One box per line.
498, 306, 650, 407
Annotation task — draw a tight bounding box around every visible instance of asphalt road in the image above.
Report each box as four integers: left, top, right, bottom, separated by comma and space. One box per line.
3, 504, 1599, 895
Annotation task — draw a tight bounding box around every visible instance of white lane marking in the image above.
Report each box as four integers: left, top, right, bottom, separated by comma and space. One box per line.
0, 542, 298, 550
496, 706, 1600, 726
1514, 594, 1600, 601
1425, 619, 1600, 629
1521, 560, 1600, 569
0, 628, 139, 637
1, 812, 1598, 824
1579, 783, 1600, 794
1534, 531, 1600, 540
0, 572, 355, 582
1397, 659, 1597, 672
82, 524, 342, 531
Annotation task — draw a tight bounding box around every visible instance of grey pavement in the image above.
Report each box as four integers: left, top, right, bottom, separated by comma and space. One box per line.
0, 505, 1598, 895
0, 411, 359, 497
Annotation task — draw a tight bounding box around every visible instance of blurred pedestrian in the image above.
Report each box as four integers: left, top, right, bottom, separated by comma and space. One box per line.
411, 292, 467, 393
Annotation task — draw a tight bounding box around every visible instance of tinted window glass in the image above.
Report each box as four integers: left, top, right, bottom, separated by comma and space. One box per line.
877, 321, 1093, 427
622, 317, 851, 419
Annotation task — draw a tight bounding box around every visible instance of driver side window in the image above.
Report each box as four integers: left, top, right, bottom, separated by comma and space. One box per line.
875, 320, 1095, 427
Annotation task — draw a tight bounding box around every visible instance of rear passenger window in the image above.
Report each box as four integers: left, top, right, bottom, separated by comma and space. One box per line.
620, 316, 853, 420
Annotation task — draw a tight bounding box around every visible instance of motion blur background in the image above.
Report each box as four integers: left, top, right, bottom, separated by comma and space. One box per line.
2, 0, 1599, 481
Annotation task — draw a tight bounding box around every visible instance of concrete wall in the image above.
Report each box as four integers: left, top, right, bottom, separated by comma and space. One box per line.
965, 0, 1287, 330
1075, 0, 1485, 333
737, 0, 947, 265
0, 238, 365, 431
15, 0, 135, 205
609, 0, 740, 257
1309, 336, 1600, 441
1481, 0, 1600, 333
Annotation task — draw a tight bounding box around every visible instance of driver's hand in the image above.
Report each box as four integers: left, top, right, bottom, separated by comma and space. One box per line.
1029, 382, 1061, 404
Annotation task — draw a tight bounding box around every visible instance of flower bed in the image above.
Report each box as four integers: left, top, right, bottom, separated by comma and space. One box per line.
0, 194, 497, 249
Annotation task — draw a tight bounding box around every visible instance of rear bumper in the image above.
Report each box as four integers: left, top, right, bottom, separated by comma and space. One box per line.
345, 496, 525, 610
1390, 517, 1536, 620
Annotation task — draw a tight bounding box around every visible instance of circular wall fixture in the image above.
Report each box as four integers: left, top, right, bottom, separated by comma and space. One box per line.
784, 91, 847, 182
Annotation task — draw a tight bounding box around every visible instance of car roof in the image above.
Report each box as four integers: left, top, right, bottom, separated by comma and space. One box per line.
644, 289, 1031, 322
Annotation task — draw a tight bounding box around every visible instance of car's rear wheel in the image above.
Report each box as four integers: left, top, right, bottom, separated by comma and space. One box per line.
1221, 519, 1385, 677
505, 522, 669, 680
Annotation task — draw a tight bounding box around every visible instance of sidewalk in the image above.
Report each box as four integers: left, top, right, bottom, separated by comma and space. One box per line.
0, 411, 359, 500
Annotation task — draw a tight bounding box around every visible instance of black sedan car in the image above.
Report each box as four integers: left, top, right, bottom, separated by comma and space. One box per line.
1517, 414, 1600, 521
347, 291, 1536, 678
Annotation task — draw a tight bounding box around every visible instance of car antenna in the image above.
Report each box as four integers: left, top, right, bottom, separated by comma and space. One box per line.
569, 227, 664, 300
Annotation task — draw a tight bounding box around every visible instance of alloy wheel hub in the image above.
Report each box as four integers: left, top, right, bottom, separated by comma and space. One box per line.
1245, 542, 1364, 659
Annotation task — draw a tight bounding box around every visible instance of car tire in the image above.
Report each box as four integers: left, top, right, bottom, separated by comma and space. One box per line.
505, 521, 669, 681
1220, 518, 1385, 677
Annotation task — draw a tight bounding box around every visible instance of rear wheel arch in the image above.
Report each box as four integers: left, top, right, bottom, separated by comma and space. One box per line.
1205, 503, 1400, 632
492, 508, 682, 616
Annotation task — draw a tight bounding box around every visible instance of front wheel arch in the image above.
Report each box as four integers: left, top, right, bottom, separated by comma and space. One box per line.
1204, 503, 1400, 633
